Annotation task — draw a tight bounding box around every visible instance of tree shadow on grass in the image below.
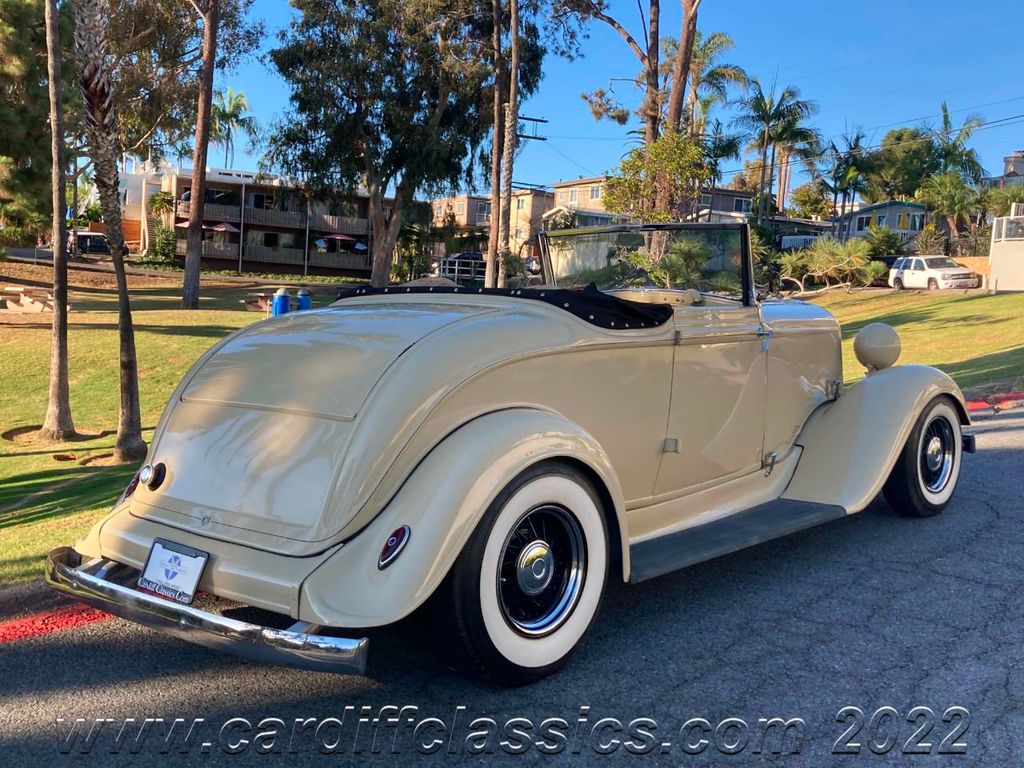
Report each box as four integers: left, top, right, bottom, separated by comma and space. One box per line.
0, 463, 136, 527
940, 346, 1024, 390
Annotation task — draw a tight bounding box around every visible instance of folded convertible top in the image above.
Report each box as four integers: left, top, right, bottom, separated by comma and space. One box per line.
335, 283, 673, 330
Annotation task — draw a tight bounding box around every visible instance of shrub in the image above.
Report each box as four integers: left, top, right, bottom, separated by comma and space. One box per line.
150, 222, 177, 262
913, 224, 947, 255
864, 225, 905, 259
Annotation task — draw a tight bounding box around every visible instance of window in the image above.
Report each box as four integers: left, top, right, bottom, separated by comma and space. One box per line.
251, 193, 275, 210
911, 259, 924, 271
516, 197, 525, 210
733, 198, 752, 213
513, 228, 522, 240
477, 201, 489, 214
589, 185, 601, 201
456, 201, 465, 214
856, 215, 870, 232
569, 189, 578, 204
700, 193, 713, 208
897, 212, 908, 230
910, 213, 925, 231
558, 190, 569, 202
263, 232, 279, 248
893, 258, 906, 270
876, 214, 887, 227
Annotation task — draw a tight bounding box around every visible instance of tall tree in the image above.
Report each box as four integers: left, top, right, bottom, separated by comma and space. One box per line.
664, 0, 702, 134
731, 79, 817, 223
210, 86, 256, 168
678, 30, 747, 136
496, 0, 521, 287
577, 0, 662, 148
484, 0, 505, 288
73, 0, 147, 461
861, 127, 940, 203
916, 172, 978, 239
181, 0, 218, 309
268, 0, 493, 287
931, 101, 984, 184
41, 0, 76, 441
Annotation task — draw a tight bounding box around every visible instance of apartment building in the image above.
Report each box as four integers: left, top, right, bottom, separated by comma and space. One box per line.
118, 163, 393, 275
431, 189, 555, 256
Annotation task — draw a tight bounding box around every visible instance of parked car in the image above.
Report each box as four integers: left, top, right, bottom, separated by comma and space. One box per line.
431, 250, 485, 285
67, 231, 111, 257
889, 256, 979, 290
47, 223, 974, 685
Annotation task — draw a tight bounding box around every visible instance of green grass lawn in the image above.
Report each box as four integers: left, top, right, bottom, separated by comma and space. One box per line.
1, 276, 1022, 588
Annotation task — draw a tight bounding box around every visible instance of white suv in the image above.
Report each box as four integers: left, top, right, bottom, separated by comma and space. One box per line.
889, 256, 980, 290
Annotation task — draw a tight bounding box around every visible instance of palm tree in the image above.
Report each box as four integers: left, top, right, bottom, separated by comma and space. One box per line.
772, 117, 821, 213
916, 172, 978, 239
731, 79, 818, 222
40, 0, 76, 441
684, 31, 748, 136
211, 87, 257, 168
931, 102, 984, 184
824, 130, 868, 234
72, 0, 147, 462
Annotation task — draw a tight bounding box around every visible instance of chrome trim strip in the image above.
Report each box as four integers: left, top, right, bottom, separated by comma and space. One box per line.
45, 547, 368, 675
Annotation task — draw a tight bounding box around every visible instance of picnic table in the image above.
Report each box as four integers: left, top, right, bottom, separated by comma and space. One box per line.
0, 285, 69, 314
239, 288, 315, 314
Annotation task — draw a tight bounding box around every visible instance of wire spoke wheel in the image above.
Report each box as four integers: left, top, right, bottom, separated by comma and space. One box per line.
497, 505, 586, 637
919, 415, 955, 494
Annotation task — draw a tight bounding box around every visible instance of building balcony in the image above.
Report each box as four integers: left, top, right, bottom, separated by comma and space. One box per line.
244, 207, 306, 228
175, 239, 238, 259
176, 200, 241, 222
245, 244, 306, 265
309, 213, 369, 235
308, 250, 371, 270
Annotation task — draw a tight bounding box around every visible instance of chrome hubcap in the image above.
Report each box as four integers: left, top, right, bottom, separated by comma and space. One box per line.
920, 417, 955, 494
498, 505, 586, 637
516, 541, 554, 595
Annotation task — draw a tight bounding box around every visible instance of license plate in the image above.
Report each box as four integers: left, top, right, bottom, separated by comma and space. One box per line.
138, 539, 209, 605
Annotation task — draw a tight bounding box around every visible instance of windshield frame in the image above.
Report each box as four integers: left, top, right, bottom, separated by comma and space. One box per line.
924, 257, 960, 269
538, 222, 754, 306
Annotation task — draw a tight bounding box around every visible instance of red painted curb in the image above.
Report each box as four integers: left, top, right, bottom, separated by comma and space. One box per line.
0, 603, 111, 644
965, 392, 1024, 413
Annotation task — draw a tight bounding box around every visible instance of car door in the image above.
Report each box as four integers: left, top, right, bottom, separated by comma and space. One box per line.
906, 258, 926, 288
891, 257, 906, 284
653, 299, 767, 497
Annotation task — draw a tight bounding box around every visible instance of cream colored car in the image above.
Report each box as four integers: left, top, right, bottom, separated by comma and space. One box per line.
47, 223, 974, 684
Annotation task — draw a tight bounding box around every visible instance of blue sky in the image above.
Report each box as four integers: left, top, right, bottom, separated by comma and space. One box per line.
226, 0, 1024, 191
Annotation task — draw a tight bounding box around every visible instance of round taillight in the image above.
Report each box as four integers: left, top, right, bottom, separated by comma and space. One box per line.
378, 526, 411, 570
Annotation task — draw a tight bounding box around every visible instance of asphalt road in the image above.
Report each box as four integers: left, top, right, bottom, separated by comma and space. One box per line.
2, 408, 1022, 766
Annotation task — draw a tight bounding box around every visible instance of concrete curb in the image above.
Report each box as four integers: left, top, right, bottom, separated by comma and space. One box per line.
966, 392, 1024, 413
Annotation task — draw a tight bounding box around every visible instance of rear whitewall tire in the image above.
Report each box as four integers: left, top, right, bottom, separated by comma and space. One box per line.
445, 463, 609, 685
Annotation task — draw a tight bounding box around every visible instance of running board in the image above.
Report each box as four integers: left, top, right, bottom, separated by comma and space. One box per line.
628, 499, 847, 583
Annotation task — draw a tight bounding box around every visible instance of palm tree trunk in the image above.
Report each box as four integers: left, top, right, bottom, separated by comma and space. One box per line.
496, 0, 520, 289
766, 142, 778, 220
756, 128, 769, 223
182, 0, 218, 309
666, 0, 700, 134
41, 0, 75, 441
73, 0, 146, 462
484, 0, 503, 288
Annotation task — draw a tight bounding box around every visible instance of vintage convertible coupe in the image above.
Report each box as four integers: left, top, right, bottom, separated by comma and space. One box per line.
47, 223, 974, 684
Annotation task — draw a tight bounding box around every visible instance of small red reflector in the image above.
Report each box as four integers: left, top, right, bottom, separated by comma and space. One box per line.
378, 526, 411, 570
123, 472, 141, 500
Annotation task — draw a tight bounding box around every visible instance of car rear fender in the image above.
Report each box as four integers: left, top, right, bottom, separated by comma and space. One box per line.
782, 365, 969, 514
298, 408, 627, 628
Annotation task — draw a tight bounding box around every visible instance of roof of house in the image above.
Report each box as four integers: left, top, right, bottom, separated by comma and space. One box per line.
551, 175, 610, 188
833, 200, 926, 219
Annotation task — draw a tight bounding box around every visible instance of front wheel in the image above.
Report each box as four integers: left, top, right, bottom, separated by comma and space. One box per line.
883, 396, 963, 517
928, 278, 939, 290
443, 462, 609, 685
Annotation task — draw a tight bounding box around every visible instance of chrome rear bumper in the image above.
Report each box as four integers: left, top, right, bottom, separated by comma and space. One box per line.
45, 547, 368, 674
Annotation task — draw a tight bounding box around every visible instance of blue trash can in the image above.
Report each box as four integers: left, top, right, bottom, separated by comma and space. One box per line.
271, 287, 291, 316
296, 288, 312, 311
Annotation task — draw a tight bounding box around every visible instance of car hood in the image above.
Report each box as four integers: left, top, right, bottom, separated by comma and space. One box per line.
934, 267, 974, 277
131, 301, 503, 551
